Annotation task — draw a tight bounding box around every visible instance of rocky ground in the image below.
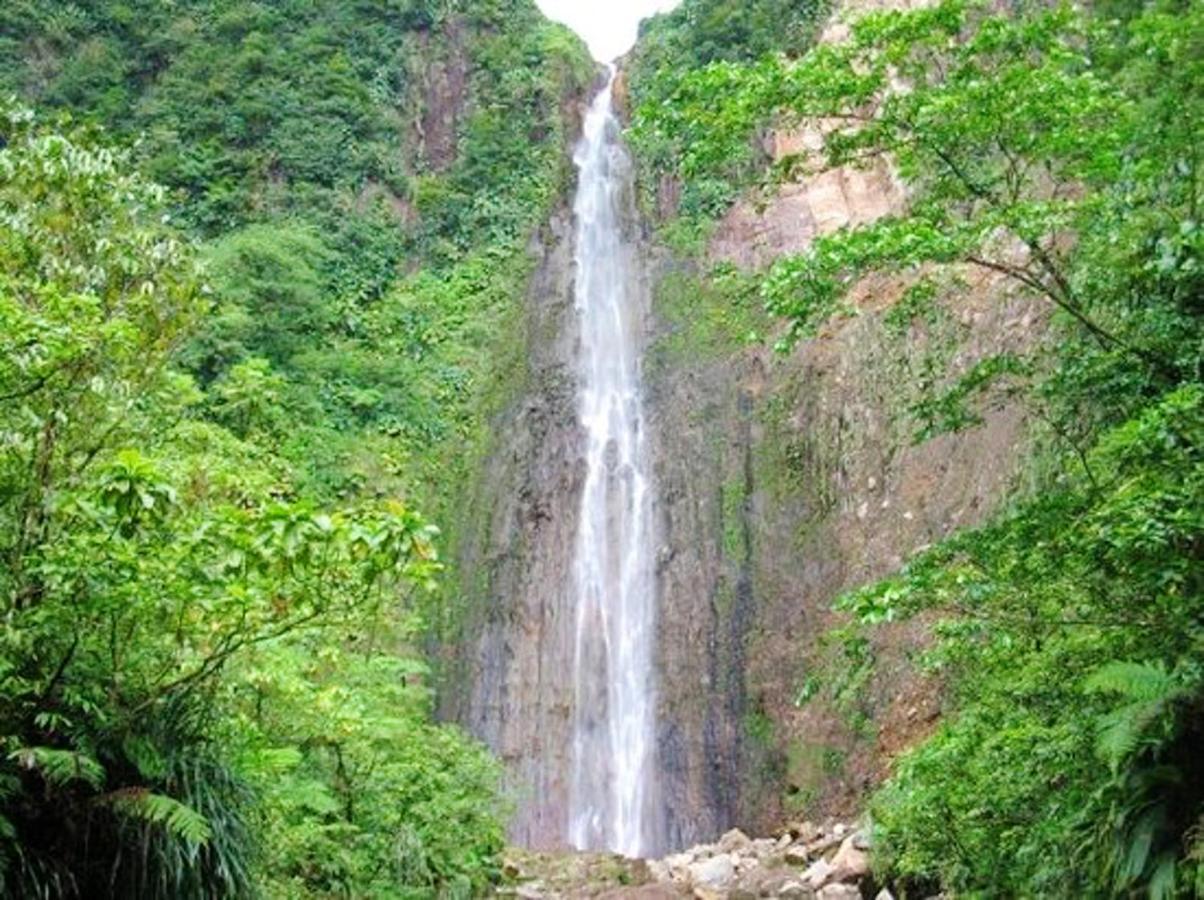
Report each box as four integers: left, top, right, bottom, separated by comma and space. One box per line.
497, 821, 914, 899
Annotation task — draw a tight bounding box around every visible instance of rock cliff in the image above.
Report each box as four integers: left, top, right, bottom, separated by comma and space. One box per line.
643, 0, 1046, 837
450, 0, 1046, 851
442, 206, 587, 848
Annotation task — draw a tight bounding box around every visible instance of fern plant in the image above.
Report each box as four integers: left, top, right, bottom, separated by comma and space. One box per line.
107, 789, 213, 846
1085, 661, 1204, 899
1085, 662, 1190, 771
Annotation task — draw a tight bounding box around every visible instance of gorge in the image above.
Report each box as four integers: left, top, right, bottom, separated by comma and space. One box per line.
0, 0, 1200, 896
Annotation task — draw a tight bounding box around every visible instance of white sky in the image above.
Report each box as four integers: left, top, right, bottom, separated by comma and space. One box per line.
535, 0, 682, 62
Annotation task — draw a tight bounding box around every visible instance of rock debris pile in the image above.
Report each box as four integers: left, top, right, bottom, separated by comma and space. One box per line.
647, 822, 877, 900
500, 821, 927, 899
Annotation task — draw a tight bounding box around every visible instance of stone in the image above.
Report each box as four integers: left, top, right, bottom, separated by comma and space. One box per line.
805, 832, 846, 858
757, 871, 816, 898
752, 838, 779, 857
719, 828, 753, 853
818, 885, 862, 900
598, 887, 683, 900
646, 859, 671, 883
853, 830, 872, 852
783, 843, 811, 866
779, 882, 817, 900
665, 852, 695, 874
829, 835, 870, 882
688, 853, 736, 892
801, 857, 834, 889
875, 890, 896, 900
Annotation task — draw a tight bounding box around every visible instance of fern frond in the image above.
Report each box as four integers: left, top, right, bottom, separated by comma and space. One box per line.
1095, 702, 1163, 767
236, 745, 302, 776
121, 735, 167, 780
108, 789, 212, 846
1120, 806, 1160, 884
9, 746, 104, 788
1085, 661, 1179, 702
1084, 662, 1191, 768
1147, 852, 1177, 900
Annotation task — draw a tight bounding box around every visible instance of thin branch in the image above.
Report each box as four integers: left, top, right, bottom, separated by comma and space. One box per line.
130, 607, 327, 714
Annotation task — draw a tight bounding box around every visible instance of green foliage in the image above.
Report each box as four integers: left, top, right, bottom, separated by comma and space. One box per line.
0, 0, 594, 513
1085, 662, 1192, 770
0, 105, 506, 898
109, 791, 214, 847
236, 641, 507, 898
626, 0, 831, 226
633, 0, 1203, 895
839, 386, 1204, 895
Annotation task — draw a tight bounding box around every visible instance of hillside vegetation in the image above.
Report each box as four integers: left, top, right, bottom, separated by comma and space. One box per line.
627, 0, 1203, 895
0, 1, 592, 896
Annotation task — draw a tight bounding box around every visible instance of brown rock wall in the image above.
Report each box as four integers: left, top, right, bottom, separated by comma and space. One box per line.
443, 208, 586, 849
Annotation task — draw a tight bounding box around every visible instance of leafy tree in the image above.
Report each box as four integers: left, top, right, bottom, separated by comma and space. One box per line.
628, 0, 1202, 895
0, 103, 503, 898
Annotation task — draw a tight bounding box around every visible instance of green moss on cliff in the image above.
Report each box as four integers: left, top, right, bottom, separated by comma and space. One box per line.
649, 265, 770, 370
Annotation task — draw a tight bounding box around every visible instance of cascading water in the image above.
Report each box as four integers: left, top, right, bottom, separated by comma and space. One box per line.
567, 70, 659, 858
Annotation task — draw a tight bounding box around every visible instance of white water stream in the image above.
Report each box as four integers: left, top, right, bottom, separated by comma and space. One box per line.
567, 71, 658, 857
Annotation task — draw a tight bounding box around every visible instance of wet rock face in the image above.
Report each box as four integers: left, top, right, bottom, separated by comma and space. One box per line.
414, 17, 469, 172
648, 214, 1043, 836
646, 22, 1044, 834
648, 344, 759, 848
445, 208, 586, 848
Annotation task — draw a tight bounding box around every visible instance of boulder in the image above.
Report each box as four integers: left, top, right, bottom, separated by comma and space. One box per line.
719, 828, 753, 854
751, 838, 779, 858
779, 882, 818, 900
783, 843, 810, 866
664, 852, 694, 880
757, 871, 816, 898
817, 885, 862, 900
646, 858, 671, 883
801, 858, 834, 889
688, 853, 736, 892
804, 832, 846, 858
829, 835, 870, 882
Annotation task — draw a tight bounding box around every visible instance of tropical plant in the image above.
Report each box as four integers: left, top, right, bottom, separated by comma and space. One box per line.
0, 101, 504, 898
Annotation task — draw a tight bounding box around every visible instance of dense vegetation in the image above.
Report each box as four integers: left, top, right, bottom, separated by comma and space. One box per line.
627, 0, 830, 237
0, 0, 593, 896
0, 0, 593, 512
627, 0, 1203, 895
5, 0, 1200, 893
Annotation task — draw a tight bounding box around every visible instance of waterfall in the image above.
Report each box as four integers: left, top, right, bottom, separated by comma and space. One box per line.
567, 70, 659, 858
